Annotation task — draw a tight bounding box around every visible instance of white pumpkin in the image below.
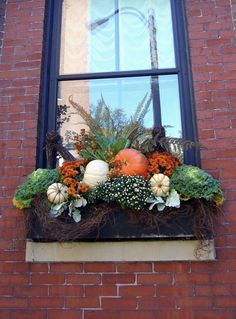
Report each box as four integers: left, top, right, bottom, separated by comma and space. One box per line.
47, 183, 68, 204
150, 173, 170, 197
83, 160, 109, 188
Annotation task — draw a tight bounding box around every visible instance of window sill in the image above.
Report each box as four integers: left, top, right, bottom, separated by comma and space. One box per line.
25, 239, 215, 262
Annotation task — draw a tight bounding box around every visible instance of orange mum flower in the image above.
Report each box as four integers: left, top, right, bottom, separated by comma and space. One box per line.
58, 160, 88, 198
58, 160, 86, 176
67, 185, 78, 198
78, 182, 89, 193
147, 152, 181, 177
63, 177, 74, 186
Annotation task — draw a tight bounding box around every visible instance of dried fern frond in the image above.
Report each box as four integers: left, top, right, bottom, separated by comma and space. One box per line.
93, 99, 103, 124
158, 136, 201, 154
132, 92, 148, 123
97, 95, 115, 136
69, 93, 155, 154
137, 94, 152, 124
131, 93, 152, 125
68, 96, 102, 134
121, 122, 141, 141
139, 126, 201, 158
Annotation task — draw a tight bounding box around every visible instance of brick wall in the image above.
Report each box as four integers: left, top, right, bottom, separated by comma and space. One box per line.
0, 0, 6, 59
230, 0, 236, 30
0, 0, 236, 318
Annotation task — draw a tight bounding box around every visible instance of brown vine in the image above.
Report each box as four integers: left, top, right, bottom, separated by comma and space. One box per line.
24, 194, 222, 243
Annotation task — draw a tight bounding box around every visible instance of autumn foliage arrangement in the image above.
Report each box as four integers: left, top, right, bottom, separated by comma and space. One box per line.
13, 97, 224, 241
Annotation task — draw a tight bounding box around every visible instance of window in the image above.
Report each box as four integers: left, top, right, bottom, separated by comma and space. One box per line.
29, 0, 204, 242
38, 0, 198, 168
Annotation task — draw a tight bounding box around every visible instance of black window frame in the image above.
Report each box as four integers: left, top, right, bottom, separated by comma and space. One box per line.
37, 0, 199, 168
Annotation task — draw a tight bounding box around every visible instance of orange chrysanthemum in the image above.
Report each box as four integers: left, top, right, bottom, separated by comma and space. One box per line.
58, 160, 86, 177
78, 182, 89, 193
62, 177, 74, 186
67, 184, 78, 197
58, 160, 87, 198
147, 152, 181, 177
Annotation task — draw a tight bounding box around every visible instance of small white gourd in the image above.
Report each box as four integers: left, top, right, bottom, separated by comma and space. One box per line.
150, 173, 170, 197
47, 183, 68, 204
83, 160, 109, 188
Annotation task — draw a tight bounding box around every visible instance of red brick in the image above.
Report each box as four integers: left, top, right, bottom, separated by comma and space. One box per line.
156, 286, 193, 297
175, 274, 210, 284
198, 129, 215, 139
189, 15, 216, 24
0, 286, 13, 296
4, 262, 29, 274
47, 310, 81, 319
102, 274, 135, 284
85, 285, 117, 297
211, 71, 236, 81
198, 119, 231, 130
138, 297, 175, 309
117, 262, 152, 272
216, 128, 236, 138
65, 297, 100, 309
189, 9, 202, 17
0, 298, 28, 308
214, 297, 236, 308
50, 263, 83, 273
14, 286, 48, 297
190, 261, 226, 272
28, 263, 48, 273
119, 286, 155, 297
66, 274, 101, 284
49, 285, 83, 296
84, 310, 156, 319
194, 311, 232, 319
229, 261, 236, 271
154, 262, 190, 273
211, 272, 236, 283
12, 311, 46, 319
30, 297, 64, 308
206, 38, 231, 47
137, 274, 172, 284
0, 240, 14, 250
0, 274, 29, 285
175, 296, 212, 308
31, 274, 65, 285
84, 262, 116, 272
195, 284, 231, 296
0, 310, 10, 319
101, 297, 136, 309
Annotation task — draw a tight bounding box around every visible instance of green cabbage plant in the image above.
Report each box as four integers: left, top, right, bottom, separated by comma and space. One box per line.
170, 165, 224, 204
13, 168, 60, 209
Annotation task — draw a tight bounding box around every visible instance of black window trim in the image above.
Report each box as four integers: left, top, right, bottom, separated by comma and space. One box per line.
37, 0, 199, 168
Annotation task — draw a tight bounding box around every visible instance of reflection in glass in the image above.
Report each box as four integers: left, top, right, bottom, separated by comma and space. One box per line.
159, 75, 182, 138
59, 0, 176, 74
57, 75, 181, 150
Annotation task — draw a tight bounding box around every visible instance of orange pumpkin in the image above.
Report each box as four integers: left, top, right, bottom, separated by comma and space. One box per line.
114, 149, 148, 178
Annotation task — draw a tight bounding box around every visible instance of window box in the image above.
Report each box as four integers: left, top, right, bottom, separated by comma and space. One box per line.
25, 197, 217, 242
15, 129, 223, 245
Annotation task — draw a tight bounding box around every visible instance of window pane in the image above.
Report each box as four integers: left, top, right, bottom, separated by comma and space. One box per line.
59, 0, 176, 75
57, 75, 181, 150
159, 75, 182, 138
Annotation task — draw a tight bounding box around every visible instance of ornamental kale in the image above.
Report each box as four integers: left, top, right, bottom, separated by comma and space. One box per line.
170, 165, 224, 204
13, 169, 60, 209
88, 175, 152, 211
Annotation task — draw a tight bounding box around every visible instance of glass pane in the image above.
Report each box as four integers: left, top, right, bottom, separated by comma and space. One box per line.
57, 75, 181, 151
159, 75, 182, 138
59, 0, 176, 75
